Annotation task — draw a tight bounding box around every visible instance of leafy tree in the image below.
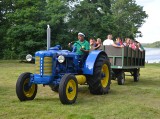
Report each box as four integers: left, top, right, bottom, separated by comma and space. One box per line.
5, 0, 47, 59
111, 0, 148, 39
45, 0, 70, 48
68, 0, 113, 40
1, 0, 148, 59
0, 0, 14, 58
4, 0, 69, 59
68, 0, 147, 41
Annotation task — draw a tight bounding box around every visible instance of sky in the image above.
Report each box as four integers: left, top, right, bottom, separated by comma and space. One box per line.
135, 0, 160, 43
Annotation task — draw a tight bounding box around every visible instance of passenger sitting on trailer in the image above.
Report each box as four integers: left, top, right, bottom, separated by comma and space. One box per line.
95, 38, 103, 50
136, 41, 145, 52
129, 39, 136, 50
89, 38, 96, 52
115, 37, 124, 47
123, 38, 130, 46
103, 34, 123, 48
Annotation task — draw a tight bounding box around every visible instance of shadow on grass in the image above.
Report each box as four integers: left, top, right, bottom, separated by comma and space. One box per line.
67, 113, 95, 119
125, 78, 160, 88
35, 97, 59, 102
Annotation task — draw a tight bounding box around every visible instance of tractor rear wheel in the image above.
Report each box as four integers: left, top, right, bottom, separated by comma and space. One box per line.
87, 54, 111, 95
59, 74, 78, 104
16, 72, 37, 101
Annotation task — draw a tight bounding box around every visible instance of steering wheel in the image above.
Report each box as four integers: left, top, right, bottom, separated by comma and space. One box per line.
70, 41, 83, 52
70, 41, 82, 47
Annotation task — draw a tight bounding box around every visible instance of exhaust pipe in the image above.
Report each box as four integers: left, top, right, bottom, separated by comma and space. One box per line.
47, 25, 51, 50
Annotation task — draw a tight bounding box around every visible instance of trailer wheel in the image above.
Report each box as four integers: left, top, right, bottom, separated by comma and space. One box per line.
134, 68, 140, 82
16, 72, 37, 101
117, 71, 125, 85
59, 74, 78, 104
87, 54, 111, 95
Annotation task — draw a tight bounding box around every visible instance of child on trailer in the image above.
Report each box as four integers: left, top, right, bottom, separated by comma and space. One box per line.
129, 39, 136, 50
95, 38, 103, 50
115, 37, 124, 47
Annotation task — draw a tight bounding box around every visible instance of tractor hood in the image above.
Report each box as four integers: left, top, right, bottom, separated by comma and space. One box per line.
35, 49, 78, 57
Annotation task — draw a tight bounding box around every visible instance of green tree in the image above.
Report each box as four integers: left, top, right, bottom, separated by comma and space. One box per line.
68, 0, 147, 41
111, 0, 148, 39
5, 0, 47, 59
5, 0, 69, 59
68, 0, 113, 40
1, 0, 148, 59
0, 0, 14, 58
45, 0, 70, 48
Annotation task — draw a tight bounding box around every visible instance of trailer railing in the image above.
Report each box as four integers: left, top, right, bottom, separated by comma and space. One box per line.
103, 46, 145, 69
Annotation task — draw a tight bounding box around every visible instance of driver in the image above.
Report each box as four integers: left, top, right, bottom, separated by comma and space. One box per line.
73, 32, 90, 55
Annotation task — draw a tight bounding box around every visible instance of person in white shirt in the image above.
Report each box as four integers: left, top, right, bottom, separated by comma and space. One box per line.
103, 34, 123, 48
103, 34, 114, 45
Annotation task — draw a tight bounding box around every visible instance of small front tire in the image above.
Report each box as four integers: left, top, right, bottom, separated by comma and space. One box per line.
59, 74, 78, 104
16, 72, 37, 101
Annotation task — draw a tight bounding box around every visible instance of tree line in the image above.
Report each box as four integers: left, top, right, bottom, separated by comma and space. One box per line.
0, 0, 148, 59
143, 41, 160, 48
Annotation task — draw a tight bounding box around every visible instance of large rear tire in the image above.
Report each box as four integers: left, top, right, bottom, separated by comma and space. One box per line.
59, 74, 78, 104
16, 72, 37, 101
87, 54, 111, 95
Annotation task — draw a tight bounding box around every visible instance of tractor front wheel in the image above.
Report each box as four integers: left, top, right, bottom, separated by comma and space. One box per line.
16, 72, 37, 101
59, 74, 78, 104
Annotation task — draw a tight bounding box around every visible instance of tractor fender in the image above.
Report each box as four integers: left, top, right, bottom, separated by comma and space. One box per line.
83, 50, 108, 75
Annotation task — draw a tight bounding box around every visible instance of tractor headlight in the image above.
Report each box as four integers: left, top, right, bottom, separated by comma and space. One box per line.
26, 54, 33, 62
58, 55, 65, 63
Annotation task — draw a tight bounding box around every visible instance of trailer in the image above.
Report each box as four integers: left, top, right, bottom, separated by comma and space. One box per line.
103, 45, 145, 85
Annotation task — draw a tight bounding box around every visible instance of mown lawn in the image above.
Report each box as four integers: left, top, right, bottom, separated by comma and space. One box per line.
0, 60, 160, 119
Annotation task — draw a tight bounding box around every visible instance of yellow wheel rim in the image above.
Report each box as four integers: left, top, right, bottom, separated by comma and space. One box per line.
23, 78, 36, 98
101, 64, 109, 88
66, 79, 77, 101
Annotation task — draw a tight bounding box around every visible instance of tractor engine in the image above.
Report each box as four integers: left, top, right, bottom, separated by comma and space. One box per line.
32, 47, 81, 85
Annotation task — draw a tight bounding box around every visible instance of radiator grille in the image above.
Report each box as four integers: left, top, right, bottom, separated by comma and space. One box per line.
43, 57, 52, 75
35, 56, 40, 74
35, 56, 52, 75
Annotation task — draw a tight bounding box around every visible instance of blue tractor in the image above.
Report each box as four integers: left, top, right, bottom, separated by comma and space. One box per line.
16, 26, 111, 104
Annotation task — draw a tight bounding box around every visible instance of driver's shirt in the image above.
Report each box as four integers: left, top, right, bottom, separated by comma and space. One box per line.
73, 40, 90, 55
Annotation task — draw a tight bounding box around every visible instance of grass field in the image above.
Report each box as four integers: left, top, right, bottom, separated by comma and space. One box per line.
0, 60, 160, 119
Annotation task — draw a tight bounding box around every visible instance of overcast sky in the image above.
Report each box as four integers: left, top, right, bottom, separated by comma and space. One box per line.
135, 0, 160, 43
